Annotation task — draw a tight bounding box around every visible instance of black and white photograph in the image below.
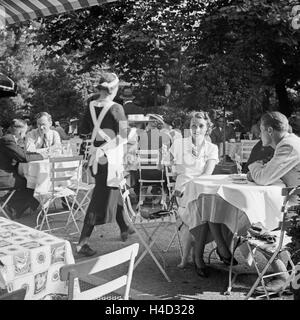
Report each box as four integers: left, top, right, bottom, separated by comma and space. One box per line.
0, 0, 300, 305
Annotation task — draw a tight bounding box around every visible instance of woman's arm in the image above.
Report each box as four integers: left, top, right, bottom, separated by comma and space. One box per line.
202, 159, 217, 175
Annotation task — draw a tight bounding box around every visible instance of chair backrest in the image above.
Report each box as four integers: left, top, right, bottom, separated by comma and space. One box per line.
137, 150, 164, 181
49, 156, 83, 193
137, 149, 160, 170
240, 139, 259, 163
69, 138, 83, 155
83, 139, 93, 161
60, 243, 139, 300
119, 179, 138, 222
165, 165, 177, 197
0, 288, 26, 300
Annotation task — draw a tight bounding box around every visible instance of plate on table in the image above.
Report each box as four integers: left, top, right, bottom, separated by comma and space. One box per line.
232, 180, 248, 184
229, 174, 247, 180
230, 174, 248, 184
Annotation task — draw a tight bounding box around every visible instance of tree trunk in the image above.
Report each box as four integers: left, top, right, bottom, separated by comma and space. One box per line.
275, 82, 292, 117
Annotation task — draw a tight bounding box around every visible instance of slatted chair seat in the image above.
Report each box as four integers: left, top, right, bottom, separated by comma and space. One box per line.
60, 243, 139, 300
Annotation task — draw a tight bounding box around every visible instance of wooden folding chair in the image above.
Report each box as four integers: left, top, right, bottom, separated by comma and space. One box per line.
60, 243, 139, 300
35, 156, 83, 234
119, 179, 181, 282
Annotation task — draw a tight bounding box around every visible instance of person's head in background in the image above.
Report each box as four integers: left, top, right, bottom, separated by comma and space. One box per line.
260, 111, 290, 149
146, 114, 164, 130
54, 121, 60, 127
94, 72, 119, 101
8, 119, 28, 140
36, 112, 52, 136
172, 118, 182, 131
216, 116, 225, 128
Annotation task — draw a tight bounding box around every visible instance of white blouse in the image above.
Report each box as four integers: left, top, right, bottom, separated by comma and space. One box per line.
170, 137, 219, 192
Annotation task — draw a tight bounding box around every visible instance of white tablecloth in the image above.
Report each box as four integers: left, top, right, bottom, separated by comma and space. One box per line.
179, 175, 285, 234
18, 159, 82, 196
0, 217, 79, 300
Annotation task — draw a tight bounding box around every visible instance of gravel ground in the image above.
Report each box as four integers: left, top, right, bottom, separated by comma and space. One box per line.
17, 204, 294, 301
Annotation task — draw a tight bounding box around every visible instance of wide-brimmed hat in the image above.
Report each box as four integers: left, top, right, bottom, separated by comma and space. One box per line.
120, 87, 135, 100
147, 113, 164, 124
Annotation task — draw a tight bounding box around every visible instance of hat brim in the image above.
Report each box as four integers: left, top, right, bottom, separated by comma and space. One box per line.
128, 119, 156, 123
120, 95, 135, 100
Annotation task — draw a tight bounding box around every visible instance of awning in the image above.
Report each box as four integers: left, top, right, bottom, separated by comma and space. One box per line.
0, 0, 117, 26
0, 72, 17, 98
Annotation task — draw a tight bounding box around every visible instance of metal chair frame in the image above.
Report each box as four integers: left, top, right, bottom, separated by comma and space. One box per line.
119, 179, 181, 282
0, 188, 16, 219
35, 156, 83, 234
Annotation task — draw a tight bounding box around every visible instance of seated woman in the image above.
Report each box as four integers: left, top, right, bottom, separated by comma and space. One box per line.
170, 111, 218, 272
0, 119, 45, 219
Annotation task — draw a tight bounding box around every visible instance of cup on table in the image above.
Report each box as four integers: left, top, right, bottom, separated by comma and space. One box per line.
235, 132, 241, 142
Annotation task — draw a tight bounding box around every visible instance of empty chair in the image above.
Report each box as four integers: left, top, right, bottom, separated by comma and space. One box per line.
59, 243, 139, 300
119, 179, 181, 282
136, 149, 167, 210
35, 156, 83, 234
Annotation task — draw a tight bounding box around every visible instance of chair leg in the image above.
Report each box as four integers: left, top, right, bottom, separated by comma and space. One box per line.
0, 190, 16, 219
133, 224, 171, 282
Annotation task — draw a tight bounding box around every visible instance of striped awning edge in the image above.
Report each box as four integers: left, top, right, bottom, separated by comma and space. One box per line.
0, 0, 117, 26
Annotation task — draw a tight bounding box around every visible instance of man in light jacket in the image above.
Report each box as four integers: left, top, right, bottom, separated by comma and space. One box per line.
248, 111, 300, 293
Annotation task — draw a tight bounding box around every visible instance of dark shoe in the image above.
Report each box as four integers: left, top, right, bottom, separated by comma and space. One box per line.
120, 231, 129, 242
120, 226, 135, 242
216, 249, 238, 266
194, 263, 209, 278
77, 244, 96, 257
255, 278, 287, 294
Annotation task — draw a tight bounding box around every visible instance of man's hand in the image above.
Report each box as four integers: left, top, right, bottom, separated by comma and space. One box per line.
247, 171, 254, 182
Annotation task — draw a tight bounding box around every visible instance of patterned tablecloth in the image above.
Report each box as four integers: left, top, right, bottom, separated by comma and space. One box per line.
0, 217, 77, 300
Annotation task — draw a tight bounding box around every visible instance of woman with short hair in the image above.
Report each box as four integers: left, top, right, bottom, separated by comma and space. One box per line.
170, 111, 219, 275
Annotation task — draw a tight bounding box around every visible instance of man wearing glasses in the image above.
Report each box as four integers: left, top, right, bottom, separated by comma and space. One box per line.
25, 112, 61, 152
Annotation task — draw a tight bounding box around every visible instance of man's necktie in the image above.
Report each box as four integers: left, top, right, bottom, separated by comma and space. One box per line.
41, 134, 48, 148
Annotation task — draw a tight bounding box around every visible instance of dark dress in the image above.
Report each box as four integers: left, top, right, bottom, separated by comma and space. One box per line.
0, 134, 44, 217
244, 139, 274, 172
80, 99, 127, 226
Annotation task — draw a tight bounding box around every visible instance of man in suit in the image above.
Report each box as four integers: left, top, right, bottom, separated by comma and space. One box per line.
120, 87, 144, 115
210, 116, 235, 145
0, 119, 45, 219
247, 111, 300, 293
25, 112, 61, 152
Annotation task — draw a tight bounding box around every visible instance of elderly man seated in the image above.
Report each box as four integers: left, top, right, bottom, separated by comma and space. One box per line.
25, 112, 61, 152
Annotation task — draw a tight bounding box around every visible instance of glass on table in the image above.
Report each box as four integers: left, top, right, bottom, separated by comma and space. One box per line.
248, 133, 253, 140
235, 132, 241, 142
